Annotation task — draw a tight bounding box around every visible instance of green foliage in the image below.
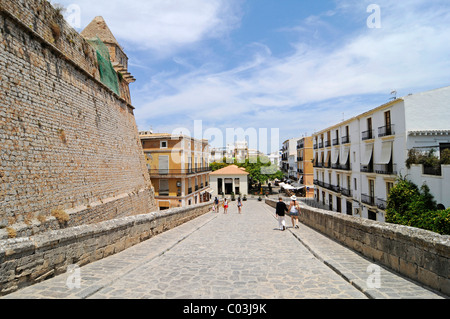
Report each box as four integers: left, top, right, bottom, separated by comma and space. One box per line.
210, 156, 284, 186
237, 156, 283, 185
406, 148, 450, 169
209, 162, 229, 172
386, 176, 449, 235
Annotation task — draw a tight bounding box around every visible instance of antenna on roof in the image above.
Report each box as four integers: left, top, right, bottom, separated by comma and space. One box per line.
390, 90, 397, 100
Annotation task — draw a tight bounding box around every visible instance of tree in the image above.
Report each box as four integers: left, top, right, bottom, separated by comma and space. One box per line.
386, 176, 449, 235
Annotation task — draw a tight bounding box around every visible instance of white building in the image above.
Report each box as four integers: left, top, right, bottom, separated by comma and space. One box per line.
209, 165, 249, 197
312, 86, 450, 222
268, 151, 282, 168
281, 138, 301, 180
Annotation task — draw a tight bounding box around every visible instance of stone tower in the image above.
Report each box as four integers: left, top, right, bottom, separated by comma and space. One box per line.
81, 16, 135, 104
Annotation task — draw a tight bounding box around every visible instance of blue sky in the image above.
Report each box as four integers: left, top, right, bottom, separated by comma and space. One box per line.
57, 0, 450, 151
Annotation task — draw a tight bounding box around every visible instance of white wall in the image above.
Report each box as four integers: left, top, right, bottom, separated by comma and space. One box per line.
408, 164, 450, 209
404, 86, 450, 132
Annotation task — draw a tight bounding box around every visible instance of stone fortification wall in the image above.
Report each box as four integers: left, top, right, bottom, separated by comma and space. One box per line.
0, 0, 157, 238
0, 202, 213, 295
266, 199, 450, 296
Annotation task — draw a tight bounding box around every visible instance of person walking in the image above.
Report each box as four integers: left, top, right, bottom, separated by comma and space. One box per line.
214, 197, 220, 213
223, 198, 229, 214
288, 195, 301, 229
275, 197, 288, 231
237, 197, 243, 214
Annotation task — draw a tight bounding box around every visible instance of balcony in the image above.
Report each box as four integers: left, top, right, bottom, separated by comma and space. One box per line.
378, 124, 395, 137
332, 138, 340, 146
149, 167, 211, 176
330, 184, 341, 193
325, 141, 331, 147
376, 198, 387, 210
362, 130, 374, 141
318, 142, 324, 149
361, 194, 375, 206
360, 164, 374, 173
374, 164, 397, 175
333, 163, 351, 171
341, 136, 350, 144
340, 187, 352, 197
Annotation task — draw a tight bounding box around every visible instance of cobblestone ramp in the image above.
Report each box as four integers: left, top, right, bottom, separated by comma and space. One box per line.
2, 201, 444, 299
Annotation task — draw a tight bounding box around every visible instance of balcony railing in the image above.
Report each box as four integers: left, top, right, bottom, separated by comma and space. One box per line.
325, 141, 331, 147
330, 184, 341, 193
361, 194, 375, 206
360, 164, 374, 173
378, 124, 395, 137
331, 162, 351, 171
332, 138, 340, 146
362, 130, 374, 141
376, 198, 387, 210
341, 136, 350, 144
318, 142, 324, 149
340, 187, 352, 197
374, 164, 397, 175
149, 167, 211, 176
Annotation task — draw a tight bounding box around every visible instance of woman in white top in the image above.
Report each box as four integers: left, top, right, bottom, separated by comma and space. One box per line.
288, 195, 300, 229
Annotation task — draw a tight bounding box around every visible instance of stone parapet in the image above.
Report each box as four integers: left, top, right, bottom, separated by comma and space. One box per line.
0, 202, 213, 296
266, 199, 450, 296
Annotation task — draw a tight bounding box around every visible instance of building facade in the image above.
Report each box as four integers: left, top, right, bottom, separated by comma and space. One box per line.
281, 138, 301, 180
209, 165, 249, 198
297, 137, 315, 198
140, 132, 211, 210
312, 86, 450, 222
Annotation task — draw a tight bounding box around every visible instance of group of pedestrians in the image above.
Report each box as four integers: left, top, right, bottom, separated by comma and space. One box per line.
213, 197, 243, 214
275, 195, 301, 231
211, 195, 301, 232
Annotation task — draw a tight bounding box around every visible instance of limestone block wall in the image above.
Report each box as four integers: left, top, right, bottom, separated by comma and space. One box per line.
0, 202, 213, 296
0, 0, 156, 237
266, 199, 450, 296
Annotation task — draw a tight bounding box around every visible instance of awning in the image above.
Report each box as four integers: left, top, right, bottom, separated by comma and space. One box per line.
332, 149, 340, 164
325, 151, 331, 164
362, 144, 374, 166
379, 141, 393, 164
342, 147, 350, 164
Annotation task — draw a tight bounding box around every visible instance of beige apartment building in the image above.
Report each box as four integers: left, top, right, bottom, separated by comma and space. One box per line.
139, 132, 212, 210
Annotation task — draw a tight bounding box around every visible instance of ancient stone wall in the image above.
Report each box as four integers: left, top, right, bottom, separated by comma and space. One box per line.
0, 0, 156, 238
0, 202, 213, 295
266, 199, 450, 296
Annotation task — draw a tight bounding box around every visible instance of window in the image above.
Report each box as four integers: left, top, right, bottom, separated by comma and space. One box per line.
369, 180, 375, 199
160, 141, 168, 149
354, 178, 357, 191
159, 155, 169, 174
386, 182, 394, 197
159, 180, 169, 196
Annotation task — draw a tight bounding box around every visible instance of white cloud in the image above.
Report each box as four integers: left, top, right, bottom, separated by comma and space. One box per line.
57, 0, 243, 54
134, 0, 450, 142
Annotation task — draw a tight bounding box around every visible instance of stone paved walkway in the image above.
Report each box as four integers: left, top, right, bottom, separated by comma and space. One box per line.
2, 200, 445, 299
